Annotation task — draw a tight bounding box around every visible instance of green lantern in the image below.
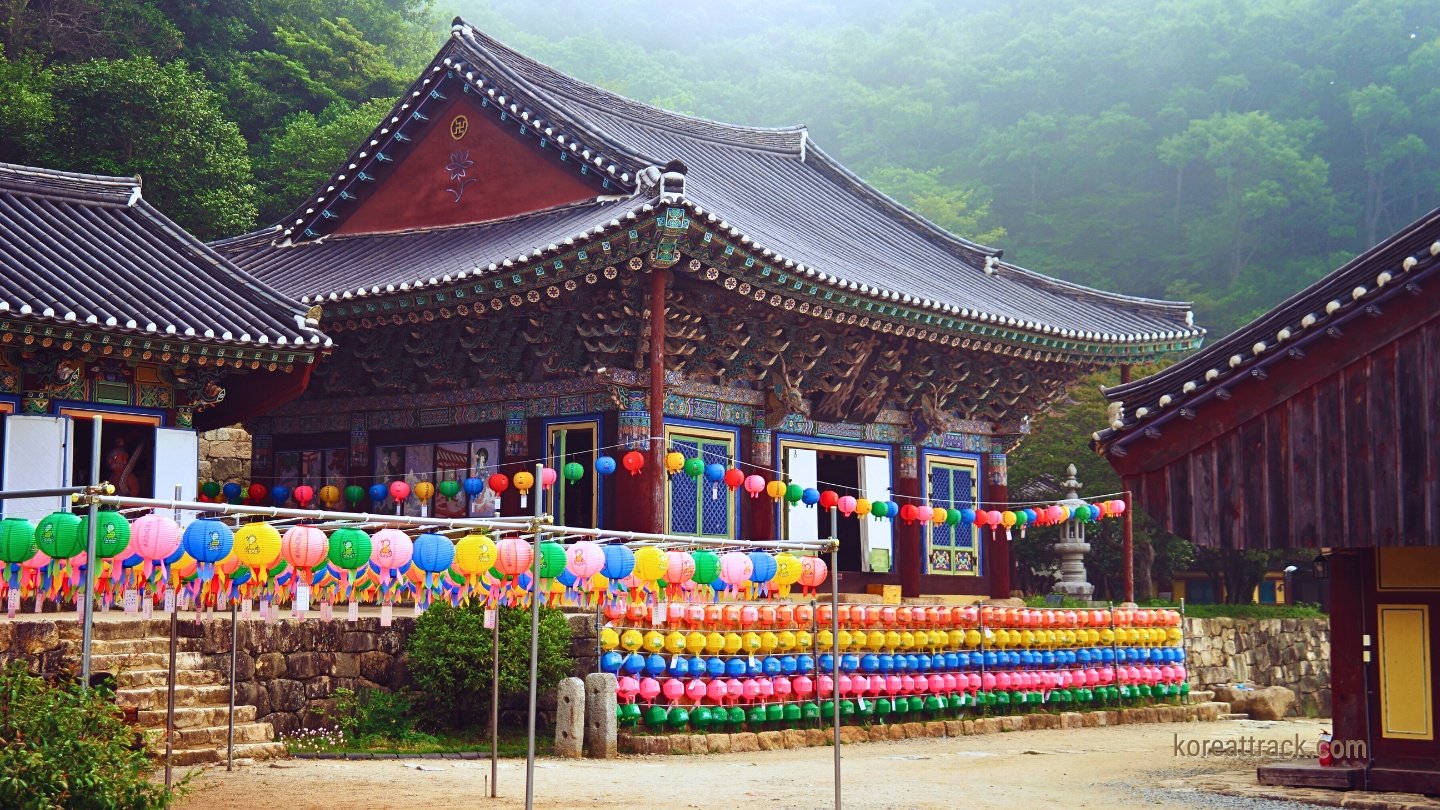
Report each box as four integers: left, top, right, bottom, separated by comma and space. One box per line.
538, 542, 567, 578
785, 483, 803, 504
0, 518, 37, 565
682, 457, 704, 479
667, 707, 690, 729
923, 696, 943, 714
840, 699, 856, 717
562, 462, 584, 484
328, 527, 373, 571
35, 511, 83, 560
644, 705, 668, 727
765, 703, 784, 722
692, 706, 713, 729
618, 704, 640, 726
344, 484, 365, 506
79, 511, 130, 558
727, 706, 746, 726
821, 699, 836, 718
200, 480, 221, 499
747, 704, 767, 725
876, 698, 893, 716
802, 702, 821, 721
782, 702, 801, 723
945, 508, 961, 526
692, 550, 720, 585
437, 479, 461, 499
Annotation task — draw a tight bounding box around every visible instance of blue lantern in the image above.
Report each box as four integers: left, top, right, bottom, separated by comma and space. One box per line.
368, 483, 387, 503
462, 477, 484, 497
801, 487, 820, 507
594, 455, 617, 476
269, 485, 290, 505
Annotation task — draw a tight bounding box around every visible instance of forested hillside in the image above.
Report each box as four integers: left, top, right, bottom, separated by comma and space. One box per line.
2, 0, 1435, 333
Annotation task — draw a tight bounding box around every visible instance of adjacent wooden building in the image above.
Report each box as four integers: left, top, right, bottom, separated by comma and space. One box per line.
1095, 210, 1440, 792
0, 163, 327, 518
218, 19, 1200, 600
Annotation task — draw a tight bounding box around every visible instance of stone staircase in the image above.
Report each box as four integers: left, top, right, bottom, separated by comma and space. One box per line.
1187, 689, 1247, 720
91, 624, 286, 766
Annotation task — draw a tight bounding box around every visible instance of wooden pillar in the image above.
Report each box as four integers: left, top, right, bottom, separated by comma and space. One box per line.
986, 442, 1010, 600
1119, 364, 1134, 604
647, 268, 668, 535
1328, 549, 1368, 762
746, 428, 775, 541
894, 470, 922, 598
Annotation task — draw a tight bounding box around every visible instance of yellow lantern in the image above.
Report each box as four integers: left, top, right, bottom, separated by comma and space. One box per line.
776, 630, 797, 652
884, 630, 902, 650
664, 631, 687, 655
723, 632, 743, 655
817, 629, 834, 650
742, 631, 762, 653
634, 546, 667, 581
900, 630, 916, 650
964, 629, 981, 648
855, 498, 872, 516
414, 481, 435, 502
620, 629, 644, 651
948, 629, 963, 649
1099, 628, 1115, 645
759, 631, 778, 654
913, 630, 930, 649
930, 507, 948, 526
318, 485, 340, 508
642, 630, 665, 652
796, 630, 813, 650
234, 522, 282, 571
600, 627, 620, 651
454, 533, 498, 576
685, 631, 707, 655
868, 630, 886, 651
704, 631, 725, 654
665, 451, 686, 474
765, 480, 787, 502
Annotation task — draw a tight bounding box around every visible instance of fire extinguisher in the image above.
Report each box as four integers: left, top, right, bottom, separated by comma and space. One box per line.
1318, 729, 1333, 766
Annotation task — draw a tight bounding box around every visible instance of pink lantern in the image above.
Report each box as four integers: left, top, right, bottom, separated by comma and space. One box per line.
706, 679, 728, 704
386, 480, 409, 504
912, 674, 928, 694
1110, 499, 1126, 516
370, 529, 413, 582
743, 475, 766, 498
885, 675, 902, 695
540, 467, 557, 488
966, 673, 981, 692
985, 510, 1002, 527
665, 550, 695, 585
639, 678, 661, 703
685, 604, 705, 626
496, 537, 534, 577
798, 556, 828, 591
928, 674, 945, 694
773, 677, 793, 699
757, 678, 774, 699
131, 513, 181, 562
566, 541, 606, 579
818, 675, 834, 698
742, 679, 761, 702
281, 526, 328, 579
994, 672, 1011, 690
836, 674, 852, 697
942, 674, 957, 693
793, 675, 814, 698
662, 678, 685, 704
838, 495, 857, 516
718, 552, 753, 589
915, 505, 933, 524
725, 678, 746, 704
981, 672, 996, 691
618, 677, 639, 703
293, 485, 315, 507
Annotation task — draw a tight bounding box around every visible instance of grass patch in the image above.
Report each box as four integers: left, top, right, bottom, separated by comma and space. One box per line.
283, 727, 553, 757
1144, 601, 1326, 619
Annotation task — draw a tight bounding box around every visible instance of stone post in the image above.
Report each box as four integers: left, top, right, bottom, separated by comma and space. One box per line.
583, 672, 617, 758
554, 677, 585, 758
1052, 464, 1094, 600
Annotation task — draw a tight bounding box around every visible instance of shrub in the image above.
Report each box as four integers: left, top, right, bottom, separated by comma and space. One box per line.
406, 602, 573, 728
326, 687, 434, 746
0, 662, 177, 809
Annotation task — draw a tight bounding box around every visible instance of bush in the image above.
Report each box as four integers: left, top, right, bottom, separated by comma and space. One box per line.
326, 687, 435, 746
406, 602, 573, 729
0, 662, 177, 809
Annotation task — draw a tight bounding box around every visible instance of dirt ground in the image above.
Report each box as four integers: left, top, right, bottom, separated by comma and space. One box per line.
175, 717, 1353, 809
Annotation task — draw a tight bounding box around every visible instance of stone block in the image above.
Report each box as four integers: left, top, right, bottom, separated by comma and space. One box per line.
287, 651, 334, 680
255, 651, 287, 680
1247, 686, 1296, 720
903, 722, 926, 738
924, 721, 946, 738
268, 679, 306, 712
839, 726, 868, 745
340, 632, 379, 654
731, 732, 759, 753
1060, 712, 1083, 729
805, 728, 828, 747
782, 729, 808, 749
583, 673, 617, 759
945, 720, 965, 737
668, 735, 690, 755
13, 622, 58, 656
1082, 711, 1099, 728
887, 723, 907, 740
554, 677, 584, 759
961, 720, 976, 735
706, 733, 731, 754
1000, 716, 1023, 732
359, 651, 393, 683
331, 652, 360, 678
757, 731, 784, 751
617, 734, 642, 755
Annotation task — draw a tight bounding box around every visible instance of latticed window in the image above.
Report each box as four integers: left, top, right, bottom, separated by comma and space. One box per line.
666, 433, 735, 538
926, 458, 980, 575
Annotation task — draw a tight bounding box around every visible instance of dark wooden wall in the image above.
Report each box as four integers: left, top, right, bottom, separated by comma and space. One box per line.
1124, 294, 1438, 550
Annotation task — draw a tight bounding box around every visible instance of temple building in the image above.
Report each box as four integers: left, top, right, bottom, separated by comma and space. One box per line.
0, 162, 328, 519
1094, 209, 1440, 792
216, 19, 1201, 600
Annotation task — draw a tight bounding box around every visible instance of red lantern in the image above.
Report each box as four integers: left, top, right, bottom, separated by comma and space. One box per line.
487, 473, 509, 494
818, 490, 839, 511
723, 467, 744, 491
622, 450, 644, 476
247, 483, 267, 502
293, 485, 314, 507
985, 510, 1002, 527
899, 504, 918, 524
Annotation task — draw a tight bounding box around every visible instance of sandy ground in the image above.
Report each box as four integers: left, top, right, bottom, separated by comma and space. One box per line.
175, 717, 1340, 810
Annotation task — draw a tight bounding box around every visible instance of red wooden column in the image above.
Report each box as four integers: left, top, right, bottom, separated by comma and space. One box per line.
1119, 364, 1134, 603
746, 428, 776, 541
1327, 549, 1367, 761
986, 443, 1011, 600
646, 268, 668, 535
894, 465, 922, 598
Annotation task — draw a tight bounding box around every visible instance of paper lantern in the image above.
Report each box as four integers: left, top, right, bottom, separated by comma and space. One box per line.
79, 511, 131, 558
665, 550, 695, 585
837, 495, 857, 516
271, 485, 292, 505
691, 550, 719, 586
622, 451, 644, 476
562, 462, 584, 484
367, 483, 387, 503
318, 485, 341, 507
0, 518, 37, 565
594, 456, 616, 476
512, 471, 534, 505
785, 483, 803, 504
664, 452, 685, 474
328, 528, 372, 570
282, 526, 328, 573
899, 504, 918, 524
566, 541, 605, 579
765, 480, 787, 502
35, 512, 82, 560
540, 467, 557, 488
234, 523, 282, 571
633, 546, 667, 582
682, 457, 704, 480
294, 485, 316, 507
748, 551, 777, 585
722, 468, 744, 492
743, 475, 766, 498
855, 498, 872, 516
494, 537, 533, 577
818, 490, 839, 511
412, 533, 455, 573
131, 513, 180, 561
718, 552, 752, 589
413, 481, 434, 503
538, 542, 567, 578
454, 533, 498, 576
916, 505, 933, 524
200, 481, 221, 499
222, 482, 242, 503
370, 528, 413, 575
799, 556, 828, 590
601, 544, 634, 580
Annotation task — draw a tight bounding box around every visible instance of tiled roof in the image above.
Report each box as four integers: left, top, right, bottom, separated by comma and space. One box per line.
1094, 206, 1440, 452
0, 162, 325, 356
217, 20, 1201, 356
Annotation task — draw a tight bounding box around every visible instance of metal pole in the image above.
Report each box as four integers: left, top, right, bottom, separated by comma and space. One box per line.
524, 462, 543, 810
1122, 490, 1135, 604
164, 578, 178, 789
227, 594, 238, 770
0, 485, 87, 501
829, 508, 841, 810
80, 415, 102, 693
490, 599, 500, 798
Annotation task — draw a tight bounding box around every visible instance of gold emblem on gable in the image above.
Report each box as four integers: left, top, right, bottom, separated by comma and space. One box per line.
450, 115, 469, 140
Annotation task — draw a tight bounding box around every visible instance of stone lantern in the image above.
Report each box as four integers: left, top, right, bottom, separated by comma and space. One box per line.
1052, 464, 1094, 600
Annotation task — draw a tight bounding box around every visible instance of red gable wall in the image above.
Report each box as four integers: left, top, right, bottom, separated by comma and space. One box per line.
335, 91, 600, 235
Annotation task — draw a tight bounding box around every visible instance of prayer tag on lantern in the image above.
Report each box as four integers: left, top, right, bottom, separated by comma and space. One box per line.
321, 601, 333, 622
380, 603, 393, 627
652, 604, 665, 627
484, 609, 496, 629
263, 600, 276, 625
164, 591, 176, 615
7, 590, 18, 618
33, 593, 42, 614
216, 589, 227, 611
142, 596, 153, 620
348, 600, 359, 622
295, 584, 311, 614
241, 600, 252, 620
413, 601, 424, 618
123, 589, 138, 614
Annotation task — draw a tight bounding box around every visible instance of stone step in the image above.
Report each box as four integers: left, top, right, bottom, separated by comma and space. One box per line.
1221, 713, 1250, 721
162, 741, 288, 767
91, 651, 203, 672
168, 722, 276, 748
91, 637, 197, 656
1187, 690, 1215, 704
138, 704, 255, 729
117, 668, 225, 689
93, 620, 175, 641
117, 684, 232, 711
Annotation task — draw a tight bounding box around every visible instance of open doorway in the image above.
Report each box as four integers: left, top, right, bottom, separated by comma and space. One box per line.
68, 415, 157, 498
781, 441, 892, 574
816, 451, 863, 571
547, 421, 597, 528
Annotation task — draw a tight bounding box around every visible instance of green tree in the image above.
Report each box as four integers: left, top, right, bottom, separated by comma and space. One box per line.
43, 55, 257, 238
0, 46, 52, 161
253, 97, 394, 222
867, 166, 1005, 244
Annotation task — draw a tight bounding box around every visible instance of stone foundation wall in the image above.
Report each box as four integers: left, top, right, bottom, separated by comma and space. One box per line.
0, 621, 80, 679
1182, 617, 1330, 717
198, 426, 252, 484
